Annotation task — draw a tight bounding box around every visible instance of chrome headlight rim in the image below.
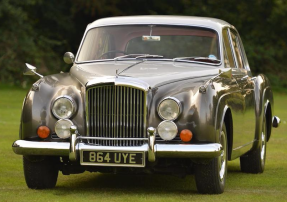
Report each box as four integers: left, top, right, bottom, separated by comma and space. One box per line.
51, 95, 77, 119
157, 97, 182, 121
157, 120, 178, 141
55, 119, 73, 139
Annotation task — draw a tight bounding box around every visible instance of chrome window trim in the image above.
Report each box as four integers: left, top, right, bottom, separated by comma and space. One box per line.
237, 34, 251, 71
75, 23, 222, 66
76, 58, 222, 67
51, 95, 77, 119
157, 96, 182, 121
227, 28, 239, 69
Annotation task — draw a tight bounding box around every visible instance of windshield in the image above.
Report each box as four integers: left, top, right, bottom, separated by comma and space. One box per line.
77, 25, 220, 64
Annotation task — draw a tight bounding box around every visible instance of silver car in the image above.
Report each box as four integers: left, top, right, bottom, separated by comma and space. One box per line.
12, 16, 280, 194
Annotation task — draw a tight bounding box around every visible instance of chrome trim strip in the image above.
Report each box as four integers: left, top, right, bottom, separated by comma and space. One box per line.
78, 137, 148, 141
13, 140, 222, 159
76, 58, 222, 67
86, 76, 150, 91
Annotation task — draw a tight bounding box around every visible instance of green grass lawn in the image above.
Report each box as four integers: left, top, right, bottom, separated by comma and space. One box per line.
0, 87, 286, 202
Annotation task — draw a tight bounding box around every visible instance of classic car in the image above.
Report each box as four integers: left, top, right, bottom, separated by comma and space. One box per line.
12, 16, 281, 194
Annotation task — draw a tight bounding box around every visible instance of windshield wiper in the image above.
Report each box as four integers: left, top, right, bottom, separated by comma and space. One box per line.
116, 60, 145, 76
114, 54, 163, 60
173, 57, 220, 64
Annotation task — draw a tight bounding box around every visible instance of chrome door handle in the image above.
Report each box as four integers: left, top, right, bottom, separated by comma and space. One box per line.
241, 75, 248, 80
250, 77, 257, 81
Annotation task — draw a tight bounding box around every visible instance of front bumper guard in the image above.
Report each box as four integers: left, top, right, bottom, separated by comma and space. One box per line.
12, 126, 222, 162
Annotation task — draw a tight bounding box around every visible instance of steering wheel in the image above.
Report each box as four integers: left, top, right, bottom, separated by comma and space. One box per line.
99, 50, 127, 59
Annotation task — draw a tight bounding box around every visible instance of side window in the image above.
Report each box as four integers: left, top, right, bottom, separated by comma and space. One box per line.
222, 29, 235, 68
222, 39, 231, 67
230, 30, 244, 69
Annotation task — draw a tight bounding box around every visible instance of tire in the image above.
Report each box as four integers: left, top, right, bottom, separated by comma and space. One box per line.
240, 114, 267, 173
194, 123, 228, 194
23, 156, 59, 189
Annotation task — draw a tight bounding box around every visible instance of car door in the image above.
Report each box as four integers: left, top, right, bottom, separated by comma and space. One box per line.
228, 29, 256, 153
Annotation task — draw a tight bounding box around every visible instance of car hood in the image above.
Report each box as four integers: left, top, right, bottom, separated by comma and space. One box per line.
70, 60, 221, 88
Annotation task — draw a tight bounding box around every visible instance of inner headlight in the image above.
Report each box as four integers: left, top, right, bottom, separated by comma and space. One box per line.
55, 119, 73, 139
52, 96, 76, 119
157, 97, 181, 120
157, 120, 178, 140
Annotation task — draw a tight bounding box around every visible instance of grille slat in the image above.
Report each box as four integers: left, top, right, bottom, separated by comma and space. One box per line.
87, 85, 145, 146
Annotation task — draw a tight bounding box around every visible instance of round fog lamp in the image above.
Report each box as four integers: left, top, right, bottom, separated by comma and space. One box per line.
157, 120, 178, 140
55, 119, 73, 139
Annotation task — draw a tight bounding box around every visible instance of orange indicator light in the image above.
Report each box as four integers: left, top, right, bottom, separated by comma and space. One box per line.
180, 129, 193, 142
37, 126, 50, 139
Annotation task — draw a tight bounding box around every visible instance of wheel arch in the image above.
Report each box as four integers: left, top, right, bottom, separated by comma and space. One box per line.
223, 108, 233, 161
264, 101, 272, 142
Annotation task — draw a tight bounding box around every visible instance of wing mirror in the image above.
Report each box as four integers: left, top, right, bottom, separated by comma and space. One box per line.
63, 52, 75, 64
23, 63, 43, 78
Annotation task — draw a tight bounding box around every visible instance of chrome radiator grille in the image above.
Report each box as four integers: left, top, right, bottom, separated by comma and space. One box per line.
86, 85, 146, 146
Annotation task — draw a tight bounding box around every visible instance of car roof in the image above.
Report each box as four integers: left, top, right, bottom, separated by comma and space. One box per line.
87, 15, 233, 32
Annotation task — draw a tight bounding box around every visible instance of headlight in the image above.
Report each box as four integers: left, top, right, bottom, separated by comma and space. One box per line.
55, 119, 73, 139
52, 96, 76, 119
157, 120, 178, 140
157, 97, 181, 120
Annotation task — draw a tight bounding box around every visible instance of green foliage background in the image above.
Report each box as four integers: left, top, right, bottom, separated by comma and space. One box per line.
1, 0, 286, 88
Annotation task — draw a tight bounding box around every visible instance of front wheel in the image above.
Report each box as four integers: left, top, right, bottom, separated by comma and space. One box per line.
240, 114, 267, 173
23, 156, 59, 189
194, 123, 228, 194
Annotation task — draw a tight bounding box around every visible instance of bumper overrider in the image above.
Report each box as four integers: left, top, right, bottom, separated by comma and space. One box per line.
12, 126, 223, 166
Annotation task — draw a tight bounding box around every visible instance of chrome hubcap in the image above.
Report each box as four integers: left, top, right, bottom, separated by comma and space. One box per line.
218, 131, 227, 182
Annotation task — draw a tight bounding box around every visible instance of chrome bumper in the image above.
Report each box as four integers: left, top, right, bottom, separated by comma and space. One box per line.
12, 126, 222, 163
12, 141, 222, 160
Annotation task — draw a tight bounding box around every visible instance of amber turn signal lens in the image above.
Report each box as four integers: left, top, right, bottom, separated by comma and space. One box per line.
37, 126, 50, 139
180, 129, 193, 142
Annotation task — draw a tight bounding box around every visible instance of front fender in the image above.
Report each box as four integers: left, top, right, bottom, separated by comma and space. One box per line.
20, 73, 85, 140
251, 74, 273, 150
